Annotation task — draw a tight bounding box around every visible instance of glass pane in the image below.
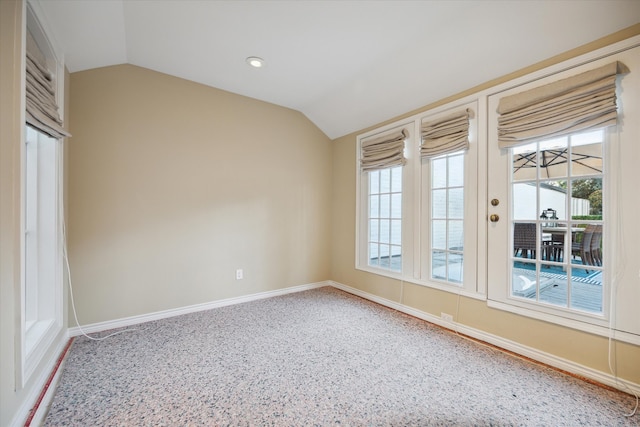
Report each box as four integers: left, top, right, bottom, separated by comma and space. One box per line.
379, 220, 390, 244
512, 260, 536, 300
432, 189, 446, 218
380, 194, 390, 218
448, 220, 463, 251
571, 178, 602, 217
369, 170, 379, 194
391, 194, 402, 219
379, 244, 390, 268
391, 167, 402, 192
369, 219, 379, 241
380, 168, 391, 193
431, 250, 446, 280
390, 245, 402, 272
369, 243, 379, 260
539, 180, 566, 222
571, 129, 604, 145
540, 226, 567, 262
570, 267, 603, 314
538, 274, 568, 308
538, 147, 568, 179
513, 183, 537, 220
512, 142, 537, 181
432, 157, 446, 188
447, 253, 463, 284
513, 222, 537, 260
390, 219, 401, 245
539, 135, 568, 151
432, 220, 446, 250
369, 195, 379, 217
448, 155, 464, 187
569, 223, 603, 269
448, 188, 464, 219
571, 142, 602, 178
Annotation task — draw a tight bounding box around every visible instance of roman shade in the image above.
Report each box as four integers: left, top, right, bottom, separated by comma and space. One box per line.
497, 61, 627, 149
360, 128, 407, 172
421, 109, 472, 158
26, 30, 70, 139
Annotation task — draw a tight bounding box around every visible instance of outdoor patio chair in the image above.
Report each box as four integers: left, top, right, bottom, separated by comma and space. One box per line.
514, 223, 537, 259
572, 224, 596, 271
590, 224, 603, 266
544, 233, 565, 262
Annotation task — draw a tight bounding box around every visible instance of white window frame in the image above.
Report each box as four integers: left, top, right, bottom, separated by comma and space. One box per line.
355, 99, 485, 299
507, 130, 606, 316
418, 102, 480, 296
486, 38, 640, 343
18, 3, 66, 387
356, 122, 415, 279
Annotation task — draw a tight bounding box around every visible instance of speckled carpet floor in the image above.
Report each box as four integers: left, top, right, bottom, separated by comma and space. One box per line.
44, 287, 637, 426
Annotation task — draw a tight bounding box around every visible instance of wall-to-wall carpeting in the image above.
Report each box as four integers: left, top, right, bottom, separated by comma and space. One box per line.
45, 287, 637, 426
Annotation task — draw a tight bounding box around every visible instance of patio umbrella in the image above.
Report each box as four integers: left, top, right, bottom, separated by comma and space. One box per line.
513, 143, 602, 180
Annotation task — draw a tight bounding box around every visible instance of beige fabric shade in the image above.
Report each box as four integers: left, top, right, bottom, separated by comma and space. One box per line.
421, 109, 471, 158
26, 31, 70, 139
360, 128, 407, 172
497, 62, 627, 148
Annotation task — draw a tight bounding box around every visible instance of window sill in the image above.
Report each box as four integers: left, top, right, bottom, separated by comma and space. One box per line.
355, 264, 486, 301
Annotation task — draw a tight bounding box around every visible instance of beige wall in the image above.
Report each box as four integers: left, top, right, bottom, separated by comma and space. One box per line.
0, 2, 24, 424
67, 64, 332, 325
331, 25, 640, 386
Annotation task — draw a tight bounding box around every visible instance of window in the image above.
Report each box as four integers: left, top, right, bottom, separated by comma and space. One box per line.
510, 130, 604, 314
488, 43, 640, 340
419, 103, 479, 294
22, 125, 64, 382
367, 167, 403, 272
356, 102, 480, 296
19, 5, 67, 386
429, 153, 465, 284
357, 125, 410, 276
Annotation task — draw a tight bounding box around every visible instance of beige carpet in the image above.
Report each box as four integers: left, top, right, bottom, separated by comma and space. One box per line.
44, 287, 637, 426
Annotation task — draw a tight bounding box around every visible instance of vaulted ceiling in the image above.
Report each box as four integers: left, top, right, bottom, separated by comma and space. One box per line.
33, 0, 640, 139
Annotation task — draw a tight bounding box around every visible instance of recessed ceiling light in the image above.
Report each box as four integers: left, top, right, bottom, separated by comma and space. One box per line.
246, 56, 265, 68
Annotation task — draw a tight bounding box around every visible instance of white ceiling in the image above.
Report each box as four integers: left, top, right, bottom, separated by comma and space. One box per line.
33, 0, 640, 139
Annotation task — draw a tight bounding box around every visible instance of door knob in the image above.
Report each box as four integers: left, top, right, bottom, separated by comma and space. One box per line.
490, 214, 500, 223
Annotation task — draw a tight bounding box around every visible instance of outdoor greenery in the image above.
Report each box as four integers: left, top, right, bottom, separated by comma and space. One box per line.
572, 215, 603, 221
560, 178, 603, 216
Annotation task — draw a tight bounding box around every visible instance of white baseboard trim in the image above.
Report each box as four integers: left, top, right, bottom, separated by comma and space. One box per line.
329, 280, 640, 396
68, 281, 329, 337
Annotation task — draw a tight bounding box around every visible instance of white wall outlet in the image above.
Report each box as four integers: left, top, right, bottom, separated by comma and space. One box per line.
441, 312, 454, 323
236, 269, 243, 280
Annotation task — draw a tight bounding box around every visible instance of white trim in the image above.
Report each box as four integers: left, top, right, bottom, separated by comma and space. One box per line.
328, 280, 640, 396
68, 281, 328, 337
8, 336, 68, 427
356, 265, 487, 302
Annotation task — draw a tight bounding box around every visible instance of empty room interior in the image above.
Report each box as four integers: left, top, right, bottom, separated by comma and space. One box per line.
2, 0, 640, 425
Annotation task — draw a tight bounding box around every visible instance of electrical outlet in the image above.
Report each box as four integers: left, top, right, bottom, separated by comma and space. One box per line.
441, 312, 454, 323
236, 269, 243, 280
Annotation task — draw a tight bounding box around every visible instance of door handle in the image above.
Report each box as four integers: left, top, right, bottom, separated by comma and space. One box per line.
490, 214, 500, 223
